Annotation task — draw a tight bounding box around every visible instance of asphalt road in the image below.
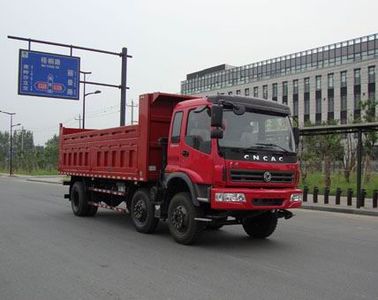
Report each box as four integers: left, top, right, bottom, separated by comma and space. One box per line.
1, 177, 377, 300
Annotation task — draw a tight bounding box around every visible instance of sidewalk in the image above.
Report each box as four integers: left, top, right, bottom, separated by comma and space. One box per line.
301, 194, 378, 216
0, 173, 64, 185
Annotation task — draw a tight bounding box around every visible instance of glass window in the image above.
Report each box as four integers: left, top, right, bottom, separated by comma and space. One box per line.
368, 66, 376, 83
316, 76, 322, 90
185, 108, 211, 154
316, 98, 322, 114
253, 87, 258, 97
236, 89, 241, 95
354, 93, 361, 110
328, 96, 334, 112
219, 110, 295, 152
293, 98, 298, 116
354, 69, 361, 85
328, 73, 334, 88
228, 91, 233, 95
341, 71, 347, 87
341, 95, 347, 111
293, 80, 298, 94
244, 88, 250, 96
171, 111, 183, 143
304, 77, 310, 93
263, 85, 268, 99
272, 83, 278, 98
282, 81, 288, 96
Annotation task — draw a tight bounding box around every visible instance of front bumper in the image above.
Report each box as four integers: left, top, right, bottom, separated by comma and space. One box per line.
210, 187, 302, 210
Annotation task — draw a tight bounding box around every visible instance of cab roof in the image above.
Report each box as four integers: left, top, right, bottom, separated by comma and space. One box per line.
207, 95, 291, 116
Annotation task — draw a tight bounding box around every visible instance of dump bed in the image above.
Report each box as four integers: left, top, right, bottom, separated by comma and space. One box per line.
59, 92, 196, 181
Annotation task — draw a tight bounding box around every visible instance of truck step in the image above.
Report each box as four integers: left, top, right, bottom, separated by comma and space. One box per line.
88, 187, 125, 197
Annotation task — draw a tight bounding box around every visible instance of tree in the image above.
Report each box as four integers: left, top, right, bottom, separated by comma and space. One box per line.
44, 135, 59, 170
300, 120, 343, 188
360, 98, 377, 184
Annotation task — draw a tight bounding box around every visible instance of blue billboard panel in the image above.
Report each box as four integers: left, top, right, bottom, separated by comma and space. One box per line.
18, 49, 80, 100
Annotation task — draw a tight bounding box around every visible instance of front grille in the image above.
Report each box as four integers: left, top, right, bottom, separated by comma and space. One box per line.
253, 198, 284, 206
230, 169, 293, 183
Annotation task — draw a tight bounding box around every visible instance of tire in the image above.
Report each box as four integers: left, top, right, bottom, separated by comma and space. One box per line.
86, 205, 98, 217
168, 192, 204, 245
70, 181, 89, 217
242, 212, 278, 239
130, 189, 159, 233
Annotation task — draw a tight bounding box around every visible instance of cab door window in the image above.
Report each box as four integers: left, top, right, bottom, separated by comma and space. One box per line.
185, 108, 211, 154
171, 111, 183, 143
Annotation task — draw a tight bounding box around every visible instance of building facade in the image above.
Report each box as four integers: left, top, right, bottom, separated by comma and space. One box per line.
181, 34, 378, 126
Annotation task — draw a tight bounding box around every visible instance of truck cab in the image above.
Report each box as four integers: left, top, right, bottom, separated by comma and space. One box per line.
161, 95, 302, 243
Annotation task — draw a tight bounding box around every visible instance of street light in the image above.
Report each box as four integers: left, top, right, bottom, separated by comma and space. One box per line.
0, 110, 21, 176
80, 71, 101, 129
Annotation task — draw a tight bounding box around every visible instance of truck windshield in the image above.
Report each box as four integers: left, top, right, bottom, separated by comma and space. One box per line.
219, 110, 295, 153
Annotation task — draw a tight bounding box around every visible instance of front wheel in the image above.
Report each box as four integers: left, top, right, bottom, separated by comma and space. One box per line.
168, 192, 204, 245
242, 212, 278, 239
130, 189, 159, 233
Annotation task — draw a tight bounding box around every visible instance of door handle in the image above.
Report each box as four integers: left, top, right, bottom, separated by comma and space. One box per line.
181, 150, 189, 157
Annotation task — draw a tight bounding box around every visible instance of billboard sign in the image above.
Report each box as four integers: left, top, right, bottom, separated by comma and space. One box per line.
18, 49, 80, 100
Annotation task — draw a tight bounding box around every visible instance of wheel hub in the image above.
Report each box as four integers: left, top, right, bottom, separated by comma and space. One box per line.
171, 206, 188, 232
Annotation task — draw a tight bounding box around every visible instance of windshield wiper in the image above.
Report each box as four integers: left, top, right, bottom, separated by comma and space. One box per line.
254, 143, 292, 153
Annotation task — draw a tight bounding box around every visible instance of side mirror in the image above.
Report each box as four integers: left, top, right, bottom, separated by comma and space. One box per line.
233, 105, 245, 115
211, 105, 223, 127
293, 127, 300, 147
211, 128, 223, 139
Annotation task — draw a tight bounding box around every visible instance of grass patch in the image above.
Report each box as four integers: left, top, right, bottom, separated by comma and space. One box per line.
300, 171, 378, 198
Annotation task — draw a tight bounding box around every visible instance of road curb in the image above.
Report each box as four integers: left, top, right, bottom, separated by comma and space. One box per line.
301, 205, 378, 217
25, 179, 62, 185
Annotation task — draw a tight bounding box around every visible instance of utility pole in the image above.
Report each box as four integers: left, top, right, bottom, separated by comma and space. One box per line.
74, 115, 82, 128
80, 71, 101, 129
126, 100, 138, 125
0, 110, 21, 176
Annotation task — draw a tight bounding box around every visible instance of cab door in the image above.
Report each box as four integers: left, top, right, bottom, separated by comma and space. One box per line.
179, 107, 214, 184
166, 111, 183, 172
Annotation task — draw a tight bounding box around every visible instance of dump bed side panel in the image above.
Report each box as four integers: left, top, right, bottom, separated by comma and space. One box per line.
58, 92, 197, 182
59, 125, 143, 180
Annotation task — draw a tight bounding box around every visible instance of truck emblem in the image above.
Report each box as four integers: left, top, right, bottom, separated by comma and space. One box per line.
243, 154, 284, 162
263, 171, 272, 182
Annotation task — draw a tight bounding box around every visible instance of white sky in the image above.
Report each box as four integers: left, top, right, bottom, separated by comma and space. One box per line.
0, 0, 377, 145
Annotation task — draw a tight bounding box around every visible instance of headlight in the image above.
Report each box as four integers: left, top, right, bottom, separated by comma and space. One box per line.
215, 193, 246, 202
290, 193, 302, 202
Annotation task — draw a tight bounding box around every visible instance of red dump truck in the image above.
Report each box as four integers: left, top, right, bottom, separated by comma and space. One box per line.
59, 92, 302, 244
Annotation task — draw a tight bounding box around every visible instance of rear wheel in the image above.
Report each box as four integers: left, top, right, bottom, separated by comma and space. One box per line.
86, 205, 98, 217
242, 212, 278, 239
130, 189, 159, 233
70, 181, 89, 217
168, 192, 204, 245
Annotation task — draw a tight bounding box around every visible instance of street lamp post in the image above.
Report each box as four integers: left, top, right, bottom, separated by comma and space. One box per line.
80, 71, 101, 129
0, 110, 21, 176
